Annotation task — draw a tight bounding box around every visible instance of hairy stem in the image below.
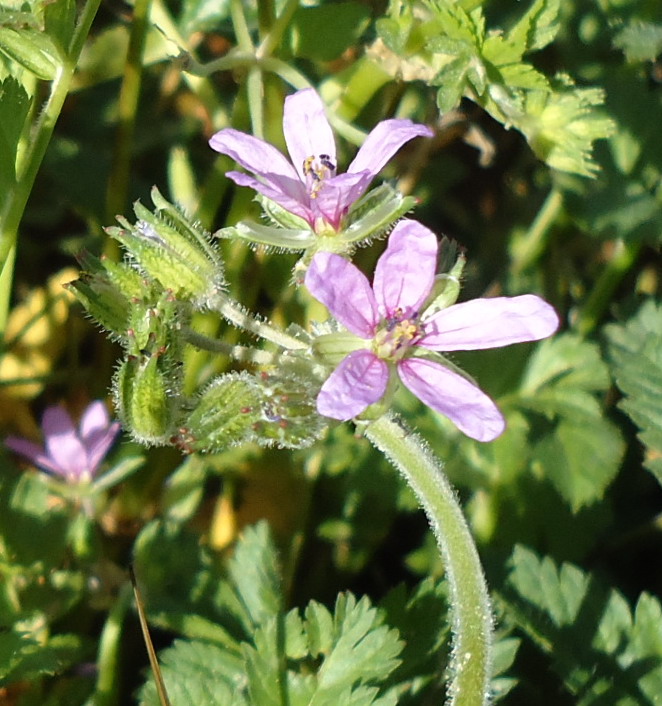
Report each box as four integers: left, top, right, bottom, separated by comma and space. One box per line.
212, 294, 308, 350
182, 326, 277, 364
365, 414, 492, 706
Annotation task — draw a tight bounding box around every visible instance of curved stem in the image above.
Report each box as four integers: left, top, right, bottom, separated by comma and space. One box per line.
212, 294, 308, 350
257, 0, 301, 59
182, 326, 278, 364
365, 414, 492, 706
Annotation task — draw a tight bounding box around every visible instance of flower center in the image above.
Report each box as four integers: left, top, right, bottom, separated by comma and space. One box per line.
373, 309, 423, 361
303, 154, 336, 199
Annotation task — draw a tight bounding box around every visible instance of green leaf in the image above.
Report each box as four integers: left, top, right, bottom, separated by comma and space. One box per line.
517, 334, 624, 510
289, 3, 371, 62
0, 26, 60, 79
0, 624, 83, 685
605, 299, 662, 484
139, 639, 246, 706
227, 521, 283, 627
613, 21, 662, 63
508, 0, 561, 52
43, 0, 77, 55
501, 546, 662, 704
0, 77, 31, 192
178, 0, 232, 35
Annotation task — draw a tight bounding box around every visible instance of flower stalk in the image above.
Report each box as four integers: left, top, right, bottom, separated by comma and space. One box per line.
365, 414, 492, 706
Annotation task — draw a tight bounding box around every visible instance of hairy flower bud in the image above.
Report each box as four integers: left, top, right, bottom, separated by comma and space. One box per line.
184, 373, 263, 453
107, 190, 225, 307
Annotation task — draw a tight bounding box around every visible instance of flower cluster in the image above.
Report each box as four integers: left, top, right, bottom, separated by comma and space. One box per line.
209, 87, 559, 443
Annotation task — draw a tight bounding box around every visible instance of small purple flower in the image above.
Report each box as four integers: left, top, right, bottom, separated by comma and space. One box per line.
209, 87, 433, 233
305, 220, 560, 441
5, 401, 121, 483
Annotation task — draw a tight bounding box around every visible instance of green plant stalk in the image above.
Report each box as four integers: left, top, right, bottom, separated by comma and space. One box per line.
0, 0, 103, 334
105, 0, 153, 225
257, 0, 301, 59
511, 188, 563, 275
92, 582, 133, 706
365, 414, 492, 706
182, 325, 278, 364
575, 238, 642, 336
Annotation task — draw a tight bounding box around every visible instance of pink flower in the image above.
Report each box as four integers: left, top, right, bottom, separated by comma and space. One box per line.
5, 401, 121, 482
305, 220, 560, 441
209, 87, 433, 233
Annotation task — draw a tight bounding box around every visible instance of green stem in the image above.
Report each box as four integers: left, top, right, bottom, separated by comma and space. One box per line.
185, 54, 367, 146
257, 0, 301, 59
105, 0, 153, 224
510, 188, 563, 275
574, 239, 642, 336
182, 326, 278, 364
93, 582, 133, 706
0, 0, 103, 333
212, 294, 308, 350
365, 415, 492, 706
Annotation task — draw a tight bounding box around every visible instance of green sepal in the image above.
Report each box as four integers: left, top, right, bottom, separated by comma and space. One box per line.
250, 365, 328, 448
216, 221, 315, 252
258, 195, 312, 231
184, 373, 263, 453
340, 184, 417, 248
422, 249, 466, 316
312, 331, 367, 366
65, 275, 131, 340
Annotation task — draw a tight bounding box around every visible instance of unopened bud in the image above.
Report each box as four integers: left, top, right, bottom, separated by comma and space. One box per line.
185, 373, 262, 453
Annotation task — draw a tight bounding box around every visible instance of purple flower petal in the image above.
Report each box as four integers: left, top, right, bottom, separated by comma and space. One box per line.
5, 437, 63, 475
398, 357, 506, 442
314, 172, 373, 228
347, 119, 434, 177
42, 406, 88, 477
80, 401, 111, 440
373, 220, 438, 317
305, 252, 379, 338
283, 88, 337, 183
421, 295, 560, 351
226, 171, 312, 223
209, 128, 301, 187
317, 350, 389, 419
86, 422, 121, 473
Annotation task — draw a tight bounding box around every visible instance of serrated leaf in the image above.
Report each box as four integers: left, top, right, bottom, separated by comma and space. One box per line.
516, 334, 624, 509
501, 546, 662, 704
228, 521, 283, 627
605, 299, 662, 484
139, 639, 247, 706
0, 629, 83, 684
508, 0, 561, 52
317, 594, 403, 691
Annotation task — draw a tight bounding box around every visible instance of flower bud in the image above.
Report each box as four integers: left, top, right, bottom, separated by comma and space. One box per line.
107, 191, 225, 307
113, 354, 180, 446
184, 373, 262, 453
422, 249, 466, 317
